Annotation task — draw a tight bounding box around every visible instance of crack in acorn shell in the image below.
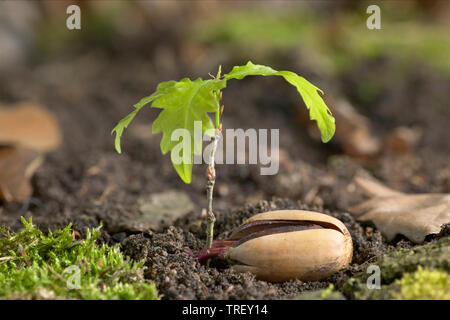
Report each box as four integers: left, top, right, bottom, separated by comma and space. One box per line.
231, 224, 324, 247
227, 219, 344, 244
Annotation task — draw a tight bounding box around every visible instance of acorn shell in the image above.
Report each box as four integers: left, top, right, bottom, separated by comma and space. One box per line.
224, 210, 353, 282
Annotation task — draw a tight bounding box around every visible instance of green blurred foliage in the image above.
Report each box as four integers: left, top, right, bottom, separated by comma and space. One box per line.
190, 3, 450, 76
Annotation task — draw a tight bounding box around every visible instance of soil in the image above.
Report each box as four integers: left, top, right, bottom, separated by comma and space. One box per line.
0, 25, 449, 299
121, 199, 398, 300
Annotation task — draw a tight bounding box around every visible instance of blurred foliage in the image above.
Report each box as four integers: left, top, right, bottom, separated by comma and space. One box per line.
341, 20, 450, 75
30, 1, 450, 77
191, 8, 316, 50
35, 2, 123, 56
190, 3, 450, 76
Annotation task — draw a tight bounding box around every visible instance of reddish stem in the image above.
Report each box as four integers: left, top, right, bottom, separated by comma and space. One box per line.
195, 247, 228, 265
189, 238, 236, 264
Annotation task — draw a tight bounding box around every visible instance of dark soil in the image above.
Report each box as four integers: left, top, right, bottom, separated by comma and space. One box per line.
120, 199, 396, 299
0, 17, 449, 299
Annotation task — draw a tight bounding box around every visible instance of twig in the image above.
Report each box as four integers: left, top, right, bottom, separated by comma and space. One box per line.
44, 261, 68, 283
18, 244, 31, 266
66, 240, 83, 249
0, 256, 14, 264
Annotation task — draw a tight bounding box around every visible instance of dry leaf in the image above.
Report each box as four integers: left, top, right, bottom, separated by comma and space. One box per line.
297, 98, 381, 157
332, 100, 381, 157
0, 146, 43, 202
348, 176, 450, 243
386, 126, 422, 154
137, 190, 194, 226
0, 102, 62, 152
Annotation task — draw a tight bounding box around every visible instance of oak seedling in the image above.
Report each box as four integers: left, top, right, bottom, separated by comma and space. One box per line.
112, 61, 335, 252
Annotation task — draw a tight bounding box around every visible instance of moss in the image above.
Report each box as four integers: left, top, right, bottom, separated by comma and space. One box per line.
0, 217, 157, 300
295, 284, 345, 300
393, 267, 450, 300
343, 237, 450, 299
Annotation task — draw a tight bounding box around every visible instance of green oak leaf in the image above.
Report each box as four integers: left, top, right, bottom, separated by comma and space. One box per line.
113, 61, 335, 184
225, 61, 335, 142
111, 80, 177, 154
152, 78, 226, 183
112, 78, 226, 183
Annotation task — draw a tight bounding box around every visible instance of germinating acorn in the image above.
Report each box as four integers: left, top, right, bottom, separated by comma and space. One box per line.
195, 210, 353, 282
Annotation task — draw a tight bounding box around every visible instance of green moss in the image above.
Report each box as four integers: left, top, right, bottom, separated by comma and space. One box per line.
294, 284, 345, 300
0, 217, 157, 300
343, 237, 450, 300
393, 267, 450, 300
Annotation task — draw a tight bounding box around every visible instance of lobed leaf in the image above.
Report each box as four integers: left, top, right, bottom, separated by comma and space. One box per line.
112, 78, 225, 183
111, 80, 177, 154
113, 61, 335, 184
151, 78, 226, 183
225, 61, 335, 142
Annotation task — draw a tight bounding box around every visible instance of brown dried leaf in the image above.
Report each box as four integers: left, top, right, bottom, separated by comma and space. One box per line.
296, 98, 381, 157
0, 147, 43, 202
348, 176, 450, 243
386, 126, 422, 154
0, 102, 62, 152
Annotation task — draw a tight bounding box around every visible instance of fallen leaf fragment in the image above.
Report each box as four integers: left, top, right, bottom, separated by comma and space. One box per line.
348, 176, 450, 243
386, 126, 422, 154
332, 100, 381, 157
296, 98, 381, 157
0, 102, 62, 152
137, 190, 195, 228
0, 147, 43, 202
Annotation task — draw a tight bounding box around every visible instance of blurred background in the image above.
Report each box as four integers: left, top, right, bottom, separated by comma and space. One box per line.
0, 0, 449, 231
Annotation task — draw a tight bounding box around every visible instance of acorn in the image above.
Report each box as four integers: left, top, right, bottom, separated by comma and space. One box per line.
195, 210, 353, 282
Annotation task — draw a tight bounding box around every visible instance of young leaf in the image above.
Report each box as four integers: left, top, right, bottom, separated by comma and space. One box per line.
151, 78, 226, 183
111, 80, 177, 154
225, 61, 335, 142
112, 78, 226, 183
113, 62, 335, 184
